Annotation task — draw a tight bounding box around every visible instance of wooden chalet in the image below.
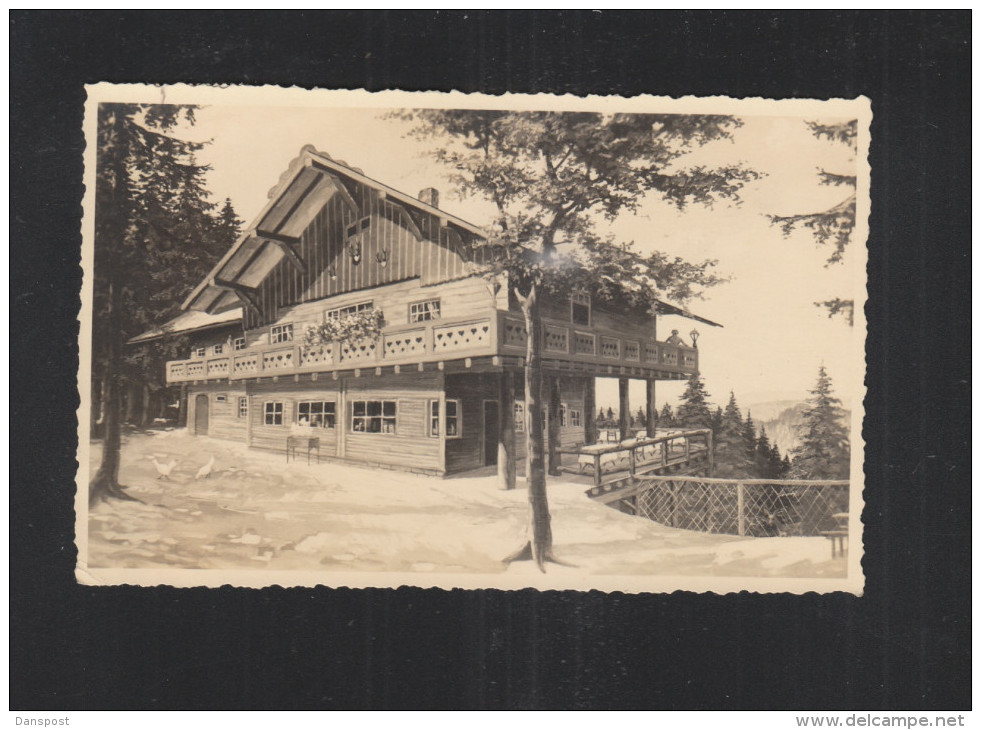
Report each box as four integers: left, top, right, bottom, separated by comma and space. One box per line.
136, 145, 713, 477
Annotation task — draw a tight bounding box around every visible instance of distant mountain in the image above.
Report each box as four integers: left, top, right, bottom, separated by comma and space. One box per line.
751, 400, 851, 456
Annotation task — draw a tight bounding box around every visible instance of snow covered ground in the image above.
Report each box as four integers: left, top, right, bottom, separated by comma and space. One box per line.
84, 428, 846, 581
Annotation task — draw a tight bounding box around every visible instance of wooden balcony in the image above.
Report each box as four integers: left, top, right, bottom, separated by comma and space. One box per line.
165, 310, 699, 384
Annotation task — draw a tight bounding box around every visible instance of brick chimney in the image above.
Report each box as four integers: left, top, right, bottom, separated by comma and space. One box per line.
418, 187, 440, 209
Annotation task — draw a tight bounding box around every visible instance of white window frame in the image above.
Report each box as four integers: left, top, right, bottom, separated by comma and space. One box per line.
215, 393, 227, 403
264, 401, 284, 426
410, 299, 441, 323
429, 399, 461, 439
326, 301, 373, 321
559, 403, 568, 427
514, 401, 526, 433
571, 292, 591, 326
213, 343, 224, 355
350, 399, 397, 435
569, 408, 582, 427
238, 397, 248, 419
297, 400, 337, 429
193, 346, 206, 358
233, 337, 246, 351
270, 323, 293, 344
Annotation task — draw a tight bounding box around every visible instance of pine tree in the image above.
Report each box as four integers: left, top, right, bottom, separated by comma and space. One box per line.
659, 402, 676, 428
635, 407, 647, 429
790, 366, 850, 479
714, 392, 752, 477
742, 410, 758, 466
675, 374, 713, 429
90, 103, 225, 503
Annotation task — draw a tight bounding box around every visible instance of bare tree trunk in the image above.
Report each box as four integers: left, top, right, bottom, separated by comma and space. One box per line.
90, 376, 103, 438
646, 379, 657, 436
497, 369, 516, 490
89, 281, 136, 504
583, 376, 597, 445
140, 384, 151, 426
547, 374, 562, 476
619, 377, 630, 441
503, 284, 559, 572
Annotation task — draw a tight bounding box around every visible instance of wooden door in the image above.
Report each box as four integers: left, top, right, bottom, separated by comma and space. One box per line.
483, 400, 499, 467
194, 394, 209, 435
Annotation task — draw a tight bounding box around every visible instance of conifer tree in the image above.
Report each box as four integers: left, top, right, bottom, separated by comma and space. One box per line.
659, 402, 676, 428
90, 103, 226, 503
790, 366, 850, 479
675, 374, 713, 429
714, 391, 752, 477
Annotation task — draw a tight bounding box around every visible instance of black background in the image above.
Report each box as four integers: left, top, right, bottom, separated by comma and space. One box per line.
10, 11, 971, 710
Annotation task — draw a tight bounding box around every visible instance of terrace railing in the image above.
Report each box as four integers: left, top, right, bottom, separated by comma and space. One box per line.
558, 429, 714, 488
589, 474, 850, 538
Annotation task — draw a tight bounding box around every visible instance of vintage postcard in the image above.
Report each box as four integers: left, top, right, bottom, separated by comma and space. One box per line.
76, 84, 868, 593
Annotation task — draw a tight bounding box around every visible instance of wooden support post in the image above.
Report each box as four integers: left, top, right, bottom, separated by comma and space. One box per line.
618, 377, 630, 442
583, 375, 597, 445
646, 378, 656, 436
737, 482, 746, 536
706, 429, 715, 473
547, 374, 561, 476
593, 453, 602, 489
498, 369, 516, 491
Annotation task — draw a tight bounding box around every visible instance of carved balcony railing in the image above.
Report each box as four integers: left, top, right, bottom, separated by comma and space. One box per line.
165, 308, 700, 384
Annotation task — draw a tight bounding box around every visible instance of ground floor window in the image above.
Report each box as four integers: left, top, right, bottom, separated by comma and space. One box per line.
559, 403, 567, 427
298, 400, 336, 429
238, 397, 248, 419
514, 401, 525, 432
264, 401, 284, 426
429, 399, 461, 438
569, 407, 582, 427
351, 400, 397, 434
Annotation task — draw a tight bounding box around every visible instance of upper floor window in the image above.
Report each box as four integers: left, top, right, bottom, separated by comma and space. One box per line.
571, 292, 591, 326
233, 337, 246, 351
327, 301, 373, 321
271, 323, 293, 344
213, 344, 224, 355
410, 299, 441, 323
193, 346, 206, 358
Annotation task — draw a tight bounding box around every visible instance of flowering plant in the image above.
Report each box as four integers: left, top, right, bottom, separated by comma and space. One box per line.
304, 309, 384, 346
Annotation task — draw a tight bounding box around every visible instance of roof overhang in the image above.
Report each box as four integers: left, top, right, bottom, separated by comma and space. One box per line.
128, 308, 244, 345
183, 147, 487, 313
654, 299, 723, 328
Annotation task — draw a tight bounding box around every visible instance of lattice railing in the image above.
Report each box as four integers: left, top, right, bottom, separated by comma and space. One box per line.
600, 336, 620, 359
628, 477, 849, 537
624, 340, 641, 361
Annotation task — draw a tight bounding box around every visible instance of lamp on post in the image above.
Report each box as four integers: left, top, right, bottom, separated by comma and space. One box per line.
689, 328, 700, 348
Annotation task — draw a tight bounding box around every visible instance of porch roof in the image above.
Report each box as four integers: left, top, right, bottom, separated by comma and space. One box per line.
128, 308, 243, 344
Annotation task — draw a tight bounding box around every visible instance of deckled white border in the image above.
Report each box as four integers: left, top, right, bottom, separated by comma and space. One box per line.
76, 84, 870, 594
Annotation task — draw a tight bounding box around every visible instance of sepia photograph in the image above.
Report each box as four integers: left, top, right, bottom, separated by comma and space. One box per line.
76, 86, 868, 593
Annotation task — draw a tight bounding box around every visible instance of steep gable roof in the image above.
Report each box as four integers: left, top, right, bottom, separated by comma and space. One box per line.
183, 146, 487, 314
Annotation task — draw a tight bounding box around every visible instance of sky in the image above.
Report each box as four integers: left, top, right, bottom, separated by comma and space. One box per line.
180, 99, 865, 415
